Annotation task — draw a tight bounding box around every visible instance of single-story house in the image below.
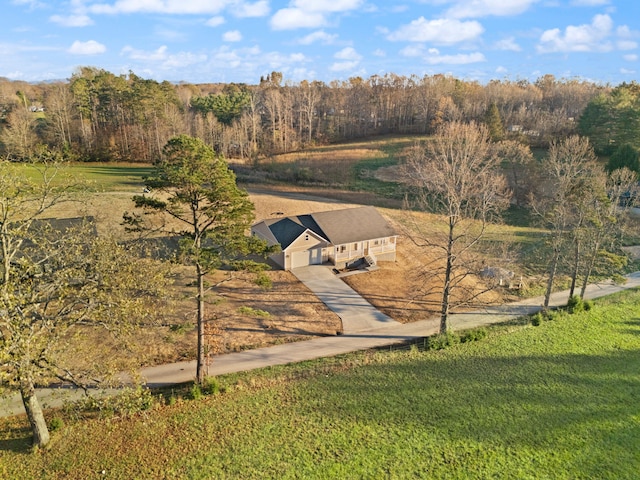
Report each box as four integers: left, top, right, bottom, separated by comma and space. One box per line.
251, 206, 397, 270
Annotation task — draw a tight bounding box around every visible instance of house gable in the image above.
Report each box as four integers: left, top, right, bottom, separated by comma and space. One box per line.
252, 206, 397, 270
310, 206, 396, 245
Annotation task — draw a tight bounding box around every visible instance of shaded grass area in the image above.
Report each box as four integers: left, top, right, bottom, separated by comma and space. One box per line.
68, 163, 153, 190
2, 290, 639, 479
18, 162, 153, 191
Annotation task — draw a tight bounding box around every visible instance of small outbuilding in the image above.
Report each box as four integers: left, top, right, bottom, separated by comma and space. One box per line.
251, 206, 397, 271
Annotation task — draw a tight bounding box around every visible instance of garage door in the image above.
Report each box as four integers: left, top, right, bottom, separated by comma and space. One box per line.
291, 248, 322, 269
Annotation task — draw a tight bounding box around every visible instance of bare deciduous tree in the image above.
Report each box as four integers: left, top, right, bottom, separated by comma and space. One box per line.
403, 121, 511, 334
0, 158, 170, 447
530, 135, 601, 306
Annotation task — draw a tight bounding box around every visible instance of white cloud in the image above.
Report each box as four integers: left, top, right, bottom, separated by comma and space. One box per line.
270, 8, 326, 30
334, 46, 361, 60
399, 44, 486, 65
424, 51, 486, 65
617, 26, 639, 50
68, 40, 106, 55
121, 45, 207, 68
445, 0, 538, 19
399, 45, 426, 57
620, 68, 635, 74
330, 61, 359, 71
537, 14, 614, 53
233, 0, 270, 18
90, 0, 230, 15
206, 16, 225, 27
202, 45, 310, 80
223, 30, 243, 42
11, 0, 46, 9
296, 30, 338, 45
618, 40, 638, 50
494, 37, 521, 51
373, 48, 385, 57
291, 0, 364, 13
122, 45, 169, 61
571, 0, 610, 5
271, 0, 364, 30
330, 46, 362, 71
624, 54, 638, 61
387, 17, 484, 44
50, 14, 94, 27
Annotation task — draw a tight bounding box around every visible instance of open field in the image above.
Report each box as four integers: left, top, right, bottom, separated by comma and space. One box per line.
21, 155, 549, 364
240, 135, 425, 201
1, 289, 638, 478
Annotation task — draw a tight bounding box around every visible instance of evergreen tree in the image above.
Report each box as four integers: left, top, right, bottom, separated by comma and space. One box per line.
127, 135, 268, 384
484, 102, 504, 141
606, 144, 640, 174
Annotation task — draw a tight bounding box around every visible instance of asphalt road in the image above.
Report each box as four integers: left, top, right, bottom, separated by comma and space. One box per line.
2, 273, 639, 418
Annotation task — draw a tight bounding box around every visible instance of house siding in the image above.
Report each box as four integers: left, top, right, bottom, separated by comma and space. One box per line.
252, 207, 397, 271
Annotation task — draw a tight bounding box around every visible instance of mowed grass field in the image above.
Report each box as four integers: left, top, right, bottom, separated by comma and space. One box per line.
1, 289, 638, 479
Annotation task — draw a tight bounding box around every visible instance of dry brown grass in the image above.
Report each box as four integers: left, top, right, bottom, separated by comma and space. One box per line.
47, 185, 500, 367
267, 148, 382, 165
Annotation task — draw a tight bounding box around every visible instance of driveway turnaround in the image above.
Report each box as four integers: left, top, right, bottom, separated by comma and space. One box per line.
2, 273, 640, 418
291, 265, 400, 333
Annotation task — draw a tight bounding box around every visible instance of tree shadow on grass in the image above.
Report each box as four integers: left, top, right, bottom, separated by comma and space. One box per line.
0, 420, 33, 453
301, 348, 640, 478
623, 318, 640, 335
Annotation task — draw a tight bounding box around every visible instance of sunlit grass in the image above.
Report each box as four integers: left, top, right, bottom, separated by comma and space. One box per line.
11, 162, 153, 191
2, 289, 639, 479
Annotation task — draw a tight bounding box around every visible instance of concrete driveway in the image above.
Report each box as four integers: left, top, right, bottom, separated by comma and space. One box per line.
291, 265, 400, 333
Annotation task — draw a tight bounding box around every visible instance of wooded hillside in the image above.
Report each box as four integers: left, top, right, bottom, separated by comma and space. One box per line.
0, 68, 614, 163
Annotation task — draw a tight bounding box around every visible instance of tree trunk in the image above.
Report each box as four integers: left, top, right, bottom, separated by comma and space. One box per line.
569, 240, 580, 298
544, 248, 560, 308
580, 238, 601, 299
20, 376, 50, 448
440, 220, 454, 334
195, 261, 206, 385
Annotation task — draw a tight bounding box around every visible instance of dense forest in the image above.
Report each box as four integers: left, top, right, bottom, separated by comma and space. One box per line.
2, 67, 638, 164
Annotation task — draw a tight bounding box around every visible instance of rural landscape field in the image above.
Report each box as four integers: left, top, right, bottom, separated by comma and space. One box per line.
2, 66, 640, 477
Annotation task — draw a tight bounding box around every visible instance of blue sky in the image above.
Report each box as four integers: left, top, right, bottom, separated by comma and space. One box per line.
1, 0, 638, 85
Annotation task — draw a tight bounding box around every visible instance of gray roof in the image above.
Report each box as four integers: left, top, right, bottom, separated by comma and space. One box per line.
257, 206, 395, 247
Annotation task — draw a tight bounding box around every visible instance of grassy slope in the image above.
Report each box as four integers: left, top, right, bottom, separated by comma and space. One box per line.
1, 290, 639, 479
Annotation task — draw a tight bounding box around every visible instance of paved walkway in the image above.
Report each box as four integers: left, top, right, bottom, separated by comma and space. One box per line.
291, 265, 400, 333
2, 273, 640, 418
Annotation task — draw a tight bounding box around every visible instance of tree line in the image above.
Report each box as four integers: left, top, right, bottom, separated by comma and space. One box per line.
403, 122, 638, 335
0, 68, 624, 163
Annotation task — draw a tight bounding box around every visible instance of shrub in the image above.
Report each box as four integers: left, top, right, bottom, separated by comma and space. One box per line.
238, 306, 271, 317
49, 417, 64, 432
460, 328, 487, 343
254, 272, 272, 290
202, 377, 223, 395
426, 332, 460, 351
567, 295, 585, 314
531, 312, 543, 326
189, 384, 203, 401
66, 387, 157, 419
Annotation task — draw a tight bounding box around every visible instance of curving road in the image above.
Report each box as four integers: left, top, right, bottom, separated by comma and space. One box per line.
2, 273, 640, 418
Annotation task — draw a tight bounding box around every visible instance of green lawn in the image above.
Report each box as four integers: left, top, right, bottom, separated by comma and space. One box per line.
1, 290, 639, 479
16, 162, 153, 191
